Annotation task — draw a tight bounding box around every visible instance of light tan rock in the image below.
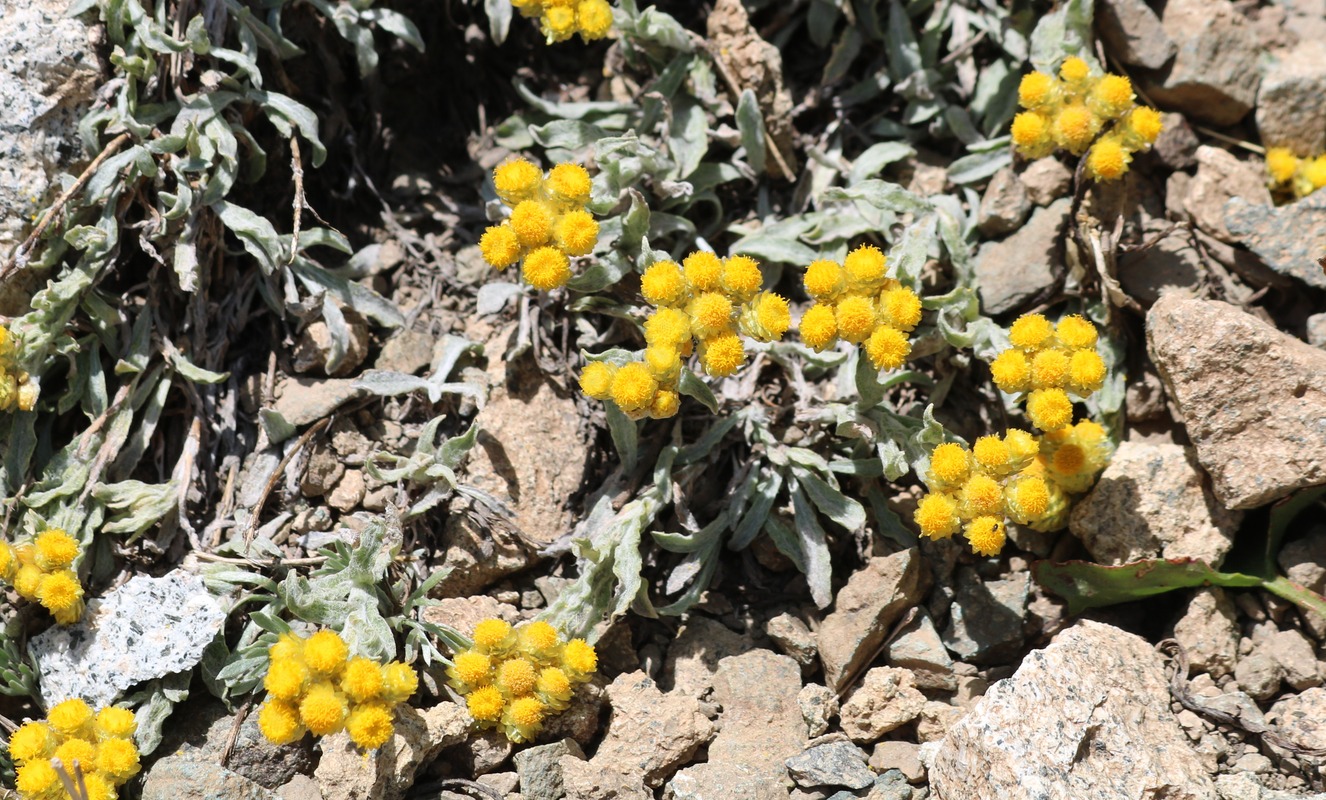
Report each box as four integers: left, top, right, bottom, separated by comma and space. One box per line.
817, 549, 929, 690
313, 703, 470, 800
839, 667, 926, 744
1096, 0, 1176, 70
1019, 159, 1072, 206
1172, 587, 1240, 679
591, 672, 715, 788
1256, 42, 1326, 157
1145, 0, 1261, 125
1181, 146, 1273, 242
664, 615, 753, 698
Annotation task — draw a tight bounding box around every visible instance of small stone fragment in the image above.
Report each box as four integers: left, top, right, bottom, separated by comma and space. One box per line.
293, 315, 370, 377
1266, 687, 1326, 752
973, 199, 1068, 314
767, 612, 818, 671
798, 683, 839, 738
885, 610, 956, 691
422, 596, 520, 639
1018, 159, 1072, 206
1181, 146, 1273, 243
817, 549, 930, 690
664, 615, 754, 698
1171, 588, 1240, 679
513, 739, 585, 800
143, 755, 279, 800
327, 468, 366, 512
272, 378, 367, 430
1256, 43, 1326, 157
561, 757, 650, 800
313, 703, 471, 800
1117, 231, 1203, 305
1153, 112, 1201, 171
1145, 0, 1261, 125
1234, 650, 1284, 702
592, 672, 715, 788
1097, 0, 1177, 70
376, 330, 436, 375
1307, 313, 1326, 348
1225, 189, 1326, 290
839, 667, 927, 744
869, 742, 925, 785
786, 740, 874, 791
976, 167, 1032, 237
941, 568, 1029, 665
299, 446, 345, 498
1264, 630, 1320, 691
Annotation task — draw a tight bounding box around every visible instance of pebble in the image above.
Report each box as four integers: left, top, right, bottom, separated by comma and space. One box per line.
798, 683, 840, 738
785, 740, 875, 791
1172, 587, 1240, 679
976, 167, 1031, 237
1096, 0, 1176, 70
1145, 0, 1261, 125
869, 742, 925, 784
838, 667, 927, 744
767, 612, 819, 671
1234, 650, 1284, 702
940, 568, 1029, 665
885, 610, 956, 691
1225, 187, 1326, 290
513, 739, 585, 800
1307, 313, 1326, 348
1018, 159, 1072, 207
664, 615, 754, 698
1255, 42, 1326, 157
1264, 630, 1322, 691
591, 672, 716, 788
1181, 146, 1273, 243
313, 704, 471, 800
973, 199, 1068, 314
817, 549, 929, 690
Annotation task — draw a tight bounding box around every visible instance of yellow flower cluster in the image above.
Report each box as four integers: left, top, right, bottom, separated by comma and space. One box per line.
446, 619, 597, 743
8, 699, 139, 800
1265, 147, 1326, 199
0, 324, 38, 413
513, 0, 614, 44
988, 313, 1105, 432
579, 252, 789, 419
1010, 57, 1162, 181
913, 420, 1112, 553
257, 628, 418, 751
797, 245, 922, 371
479, 158, 599, 291
0, 530, 84, 624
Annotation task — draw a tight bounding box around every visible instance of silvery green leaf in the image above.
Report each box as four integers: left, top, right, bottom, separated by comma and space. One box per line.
676, 416, 737, 465
793, 467, 867, 533
735, 89, 767, 174
215, 200, 283, 274
476, 282, 522, 315
822, 180, 932, 216
885, 0, 923, 82
605, 404, 638, 474
93, 479, 178, 537
855, 346, 886, 409
888, 213, 936, 287
730, 236, 818, 266
251, 90, 327, 166
259, 408, 298, 443
531, 120, 609, 151
128, 671, 191, 755
296, 227, 353, 254
677, 367, 718, 413
828, 459, 884, 477
626, 7, 694, 51
947, 148, 1012, 185
515, 81, 636, 121
484, 0, 512, 44
790, 485, 833, 608
849, 141, 916, 186
808, 0, 841, 47
431, 334, 482, 381
668, 96, 709, 180
620, 189, 650, 254
64, 225, 108, 251
822, 26, 863, 87
729, 467, 781, 550
567, 253, 630, 293
361, 8, 424, 51
1029, 0, 1097, 74
290, 258, 404, 327
170, 350, 226, 385
320, 296, 350, 375
867, 484, 918, 547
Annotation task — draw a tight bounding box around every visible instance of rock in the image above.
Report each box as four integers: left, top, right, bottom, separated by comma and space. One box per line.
786, 740, 874, 790
906, 162, 949, 198
706, 0, 797, 177
377, 330, 436, 374
276, 774, 320, 800
1234, 650, 1285, 703
157, 701, 315, 789
1181, 147, 1274, 243
915, 700, 966, 744
1307, 313, 1326, 348
477, 772, 520, 794
293, 314, 370, 377
885, 610, 956, 691
561, 756, 651, 800
461, 373, 590, 544
271, 378, 367, 429
973, 199, 1068, 314
930, 621, 1217, 800
1225, 189, 1326, 289
143, 755, 279, 800
1096, 0, 1176, 70
839, 667, 927, 744
666, 650, 806, 799
1145, 0, 1261, 125
1266, 686, 1326, 751
1280, 534, 1326, 593
1231, 752, 1274, 774
798, 683, 839, 738
1215, 772, 1326, 800
817, 549, 929, 690
869, 742, 925, 785
1256, 43, 1326, 156
514, 739, 586, 800
1264, 630, 1320, 691
0, 0, 102, 253
1117, 231, 1203, 305
767, 612, 818, 671
1019, 159, 1072, 206
1068, 442, 1242, 566
437, 729, 513, 776
591, 672, 715, 788
313, 703, 471, 800
976, 167, 1032, 237
422, 595, 520, 639
664, 615, 754, 698
433, 513, 535, 596
860, 771, 913, 800
539, 679, 606, 746
1171, 588, 1240, 679
940, 568, 1029, 665
1153, 113, 1201, 171
1147, 295, 1326, 508
327, 468, 366, 512
299, 446, 345, 498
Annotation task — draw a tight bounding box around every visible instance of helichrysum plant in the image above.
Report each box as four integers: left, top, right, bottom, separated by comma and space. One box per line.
446, 618, 598, 743
796, 245, 922, 371
0, 530, 84, 625
257, 628, 419, 751
8, 698, 139, 800
988, 313, 1106, 433
1265, 147, 1326, 200
513, 0, 614, 44
480, 158, 600, 291
0, 324, 38, 413
1010, 57, 1163, 182
579, 251, 790, 419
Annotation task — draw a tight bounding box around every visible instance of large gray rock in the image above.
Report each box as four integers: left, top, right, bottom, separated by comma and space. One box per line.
1182, 146, 1274, 243
1147, 295, 1326, 508
143, 756, 278, 800
885, 609, 956, 691
1225, 189, 1326, 290
1069, 441, 1242, 567
929, 621, 1217, 800
941, 568, 1029, 665
514, 739, 586, 800
1145, 0, 1261, 125
1256, 42, 1326, 157
785, 740, 874, 790
817, 549, 929, 690
974, 199, 1069, 314
1097, 0, 1177, 70
1117, 231, 1203, 305
664, 615, 754, 698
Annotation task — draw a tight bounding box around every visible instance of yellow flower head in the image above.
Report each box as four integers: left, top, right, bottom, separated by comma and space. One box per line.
502, 696, 546, 743
522, 246, 572, 291
493, 158, 543, 205
1302, 156, 1326, 192
865, 325, 910, 371
1009, 313, 1055, 351
1266, 147, 1299, 186
960, 474, 1004, 518
341, 657, 385, 704
1125, 106, 1164, 146
1004, 428, 1040, 471
1018, 71, 1055, 109
972, 435, 1012, 475
1068, 349, 1106, 395
536, 666, 573, 707
1055, 315, 1098, 350
54, 737, 96, 773
83, 773, 117, 800
37, 570, 83, 621
381, 662, 419, 705
449, 650, 491, 690
803, 259, 843, 300
0, 540, 15, 581
878, 287, 922, 332
610, 362, 658, 412
1027, 388, 1074, 431
1005, 474, 1052, 525
798, 304, 838, 351
699, 332, 745, 377
562, 638, 598, 677
834, 295, 876, 344
741, 292, 791, 342
1011, 112, 1052, 157
964, 516, 1007, 557
347, 703, 395, 751
990, 349, 1031, 394
927, 442, 971, 489
577, 0, 614, 40
474, 618, 513, 652
1089, 74, 1133, 119
264, 657, 310, 703
509, 201, 555, 248
543, 5, 578, 41
33, 529, 78, 571
640, 260, 687, 307
644, 346, 680, 382
13, 564, 42, 601
1053, 104, 1098, 155
479, 225, 522, 270
546, 163, 592, 207
467, 685, 506, 725
843, 245, 887, 290
914, 493, 960, 540
94, 706, 137, 741
299, 683, 348, 736
1030, 348, 1070, 389
95, 736, 141, 783
649, 389, 680, 419
47, 698, 94, 739
7, 722, 55, 763
1087, 137, 1130, 182
1059, 56, 1090, 83
258, 699, 305, 746
303, 630, 349, 677
645, 307, 693, 348
15, 760, 60, 800
688, 292, 734, 339
269, 632, 304, 663
496, 658, 538, 697
721, 255, 764, 301
518, 621, 561, 657
683, 251, 724, 291
579, 361, 616, 400
554, 210, 599, 256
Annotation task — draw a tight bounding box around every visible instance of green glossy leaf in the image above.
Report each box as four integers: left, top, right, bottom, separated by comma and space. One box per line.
1033, 557, 1262, 616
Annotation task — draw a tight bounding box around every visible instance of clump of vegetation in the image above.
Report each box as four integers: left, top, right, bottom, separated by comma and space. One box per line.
1265, 147, 1326, 200
0, 530, 84, 625
9, 700, 140, 800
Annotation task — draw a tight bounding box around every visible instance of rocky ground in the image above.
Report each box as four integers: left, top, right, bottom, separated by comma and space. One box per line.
5, 0, 1326, 799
